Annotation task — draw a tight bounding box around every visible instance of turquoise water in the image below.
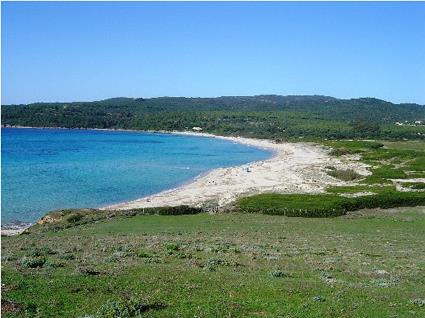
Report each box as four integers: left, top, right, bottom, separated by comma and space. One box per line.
1, 128, 271, 224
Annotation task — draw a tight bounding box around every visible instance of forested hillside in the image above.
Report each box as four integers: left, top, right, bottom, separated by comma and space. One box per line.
2, 95, 425, 140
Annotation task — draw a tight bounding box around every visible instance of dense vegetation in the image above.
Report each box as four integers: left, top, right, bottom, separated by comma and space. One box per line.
237, 191, 425, 217
2, 95, 425, 140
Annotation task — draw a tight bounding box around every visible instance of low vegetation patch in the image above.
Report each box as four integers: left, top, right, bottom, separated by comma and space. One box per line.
329, 148, 356, 156
325, 140, 425, 186
236, 191, 425, 217
407, 182, 425, 190
19, 256, 46, 269
269, 270, 290, 278
326, 168, 362, 181
326, 184, 395, 194
29, 205, 203, 233
1, 299, 24, 314
93, 296, 166, 318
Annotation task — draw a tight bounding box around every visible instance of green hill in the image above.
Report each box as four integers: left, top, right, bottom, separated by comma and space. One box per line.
2, 95, 425, 140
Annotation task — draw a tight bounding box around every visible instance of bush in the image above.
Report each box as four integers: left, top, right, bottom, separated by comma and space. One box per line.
141, 206, 202, 216
409, 183, 425, 190
19, 256, 46, 268
95, 297, 165, 318
165, 243, 180, 251
269, 270, 290, 278
327, 169, 361, 181
44, 259, 63, 269
66, 213, 84, 224
369, 142, 384, 149
329, 148, 354, 156
59, 253, 75, 260
137, 250, 152, 258
27, 246, 56, 257
236, 191, 425, 217
237, 193, 348, 217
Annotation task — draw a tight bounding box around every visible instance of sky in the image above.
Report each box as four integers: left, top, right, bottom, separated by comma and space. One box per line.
2, 2, 425, 105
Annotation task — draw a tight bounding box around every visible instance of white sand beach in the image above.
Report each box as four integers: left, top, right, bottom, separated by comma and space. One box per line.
1, 131, 371, 236
105, 133, 370, 211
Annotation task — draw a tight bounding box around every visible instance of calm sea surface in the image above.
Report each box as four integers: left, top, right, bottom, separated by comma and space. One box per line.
1, 128, 271, 224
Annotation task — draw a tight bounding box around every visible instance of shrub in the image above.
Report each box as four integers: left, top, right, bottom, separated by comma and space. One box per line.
269, 270, 289, 278
95, 297, 165, 318
369, 142, 384, 149
410, 298, 425, 307
59, 253, 75, 260
327, 169, 361, 181
165, 243, 180, 252
77, 266, 101, 276
408, 182, 425, 190
44, 259, 63, 269
66, 213, 84, 224
329, 148, 354, 156
342, 191, 425, 211
19, 256, 46, 268
27, 246, 56, 257
141, 206, 202, 216
137, 250, 152, 258
206, 258, 228, 267
236, 191, 425, 217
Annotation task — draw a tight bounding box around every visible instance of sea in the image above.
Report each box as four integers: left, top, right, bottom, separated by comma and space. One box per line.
1, 128, 271, 224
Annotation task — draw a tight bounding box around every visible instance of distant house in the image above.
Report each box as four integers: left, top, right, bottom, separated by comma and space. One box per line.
192, 127, 203, 132
395, 122, 404, 126
414, 120, 423, 125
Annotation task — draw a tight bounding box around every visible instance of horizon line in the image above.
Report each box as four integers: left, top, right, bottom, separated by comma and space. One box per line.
3, 94, 424, 106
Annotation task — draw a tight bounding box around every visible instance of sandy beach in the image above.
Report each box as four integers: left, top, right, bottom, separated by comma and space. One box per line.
1, 129, 371, 236
105, 132, 370, 211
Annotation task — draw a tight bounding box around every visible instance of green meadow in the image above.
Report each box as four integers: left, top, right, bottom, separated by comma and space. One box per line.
2, 208, 425, 318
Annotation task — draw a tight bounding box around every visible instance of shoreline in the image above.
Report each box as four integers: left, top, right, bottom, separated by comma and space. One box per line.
1, 126, 370, 235
103, 133, 370, 211
1, 126, 278, 235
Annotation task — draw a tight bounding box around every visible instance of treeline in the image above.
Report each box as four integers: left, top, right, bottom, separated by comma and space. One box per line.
2, 95, 425, 140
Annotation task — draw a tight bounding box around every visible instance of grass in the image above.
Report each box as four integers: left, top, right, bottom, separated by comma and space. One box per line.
363, 165, 407, 184
382, 140, 425, 152
28, 205, 203, 233
2, 208, 425, 317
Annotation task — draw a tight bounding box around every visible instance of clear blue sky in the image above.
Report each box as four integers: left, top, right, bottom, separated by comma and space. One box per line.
2, 1, 425, 105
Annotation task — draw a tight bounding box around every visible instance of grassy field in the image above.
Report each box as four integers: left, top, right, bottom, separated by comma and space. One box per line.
382, 140, 425, 152
2, 208, 425, 318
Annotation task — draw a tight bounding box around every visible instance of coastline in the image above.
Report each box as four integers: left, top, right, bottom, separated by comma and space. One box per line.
1, 126, 370, 235
104, 132, 370, 211
1, 127, 277, 235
